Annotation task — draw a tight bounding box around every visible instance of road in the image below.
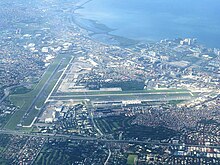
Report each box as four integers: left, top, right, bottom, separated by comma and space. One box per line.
104, 149, 111, 165
90, 110, 103, 136
85, 100, 103, 136
0, 129, 220, 150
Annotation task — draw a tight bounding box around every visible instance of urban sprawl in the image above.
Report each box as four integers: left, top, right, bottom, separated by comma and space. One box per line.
0, 0, 219, 165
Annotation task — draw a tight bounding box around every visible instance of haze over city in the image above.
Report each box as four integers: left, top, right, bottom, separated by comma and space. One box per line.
0, 0, 219, 164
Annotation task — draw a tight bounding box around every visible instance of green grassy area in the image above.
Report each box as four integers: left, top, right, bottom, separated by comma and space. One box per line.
34, 141, 103, 165
0, 134, 10, 150
0, 113, 13, 129
10, 86, 32, 95
4, 55, 72, 130
192, 91, 204, 97
0, 158, 8, 165
0, 134, 10, 164
95, 116, 178, 140
22, 63, 69, 126
168, 100, 185, 105
95, 116, 134, 135
123, 125, 178, 141
127, 154, 138, 165
34, 148, 65, 165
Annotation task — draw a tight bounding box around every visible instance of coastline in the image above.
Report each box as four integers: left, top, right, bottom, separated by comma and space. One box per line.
75, 0, 220, 49
73, 0, 139, 47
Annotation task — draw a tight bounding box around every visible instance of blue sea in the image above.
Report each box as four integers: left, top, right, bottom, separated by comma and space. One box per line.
77, 0, 220, 48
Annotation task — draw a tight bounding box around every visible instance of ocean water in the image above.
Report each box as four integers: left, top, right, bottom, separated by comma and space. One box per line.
77, 0, 220, 48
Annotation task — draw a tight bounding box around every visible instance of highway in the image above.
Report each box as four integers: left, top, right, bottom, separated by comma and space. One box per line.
0, 129, 220, 150
104, 149, 111, 165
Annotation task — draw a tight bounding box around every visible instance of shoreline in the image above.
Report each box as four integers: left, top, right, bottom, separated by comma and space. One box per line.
75, 0, 220, 49
73, 0, 140, 47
